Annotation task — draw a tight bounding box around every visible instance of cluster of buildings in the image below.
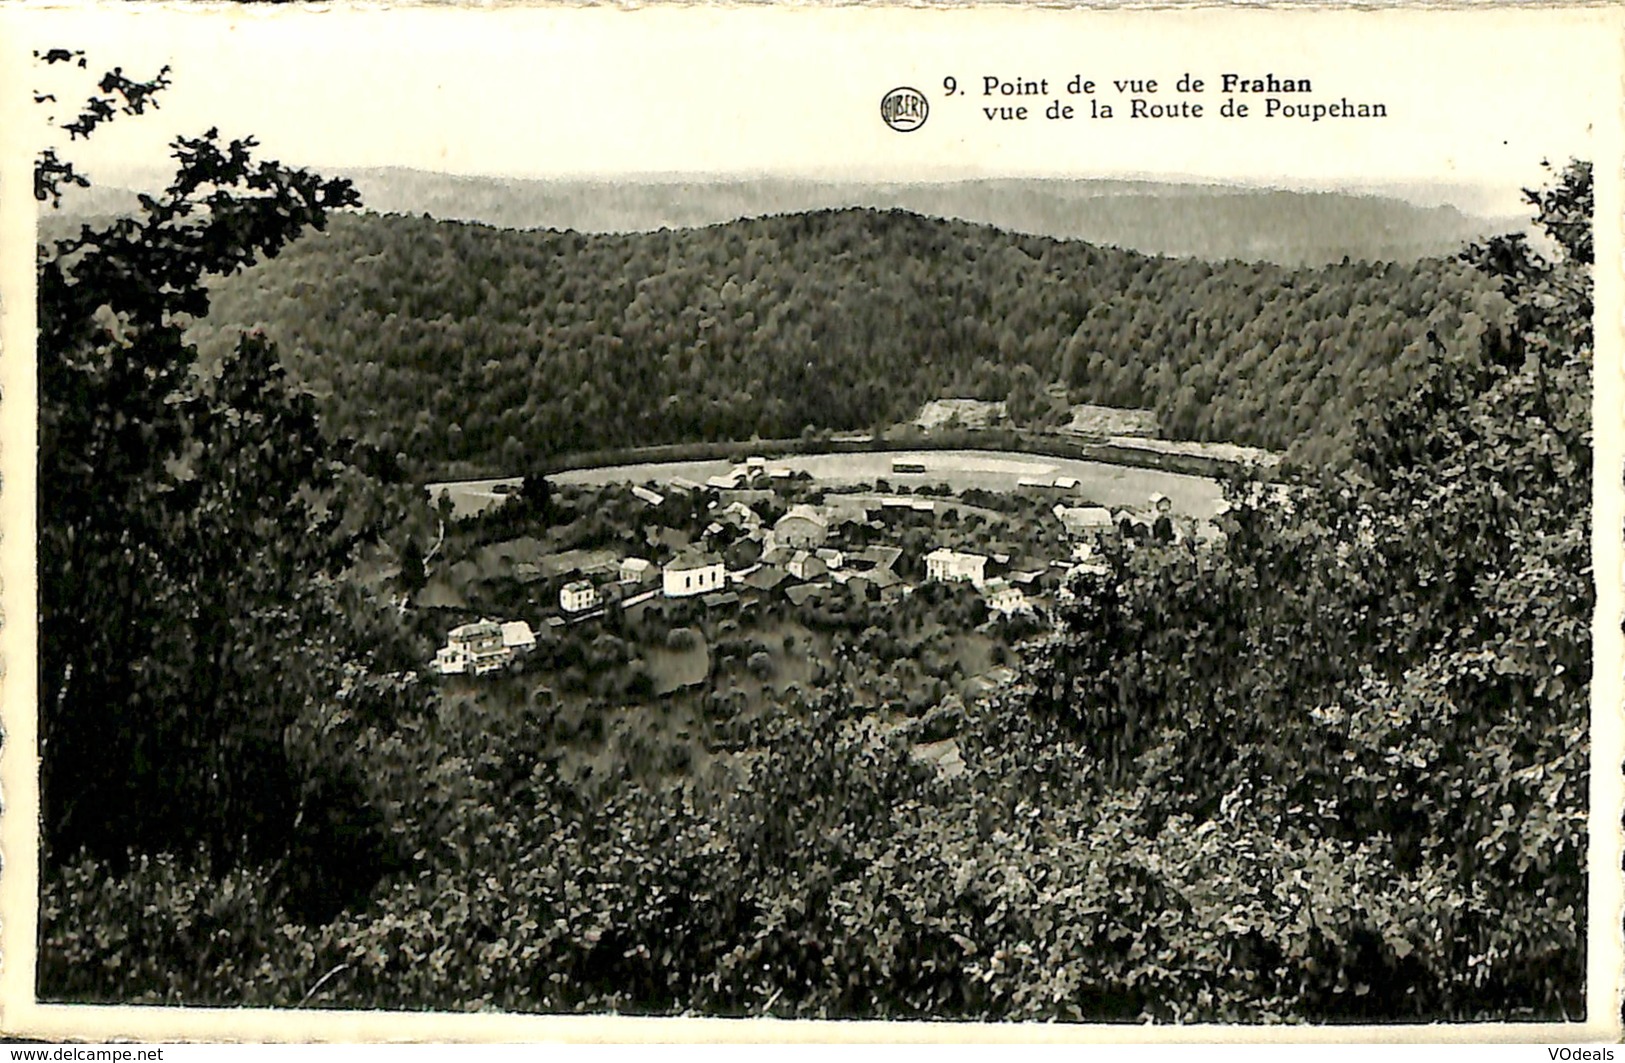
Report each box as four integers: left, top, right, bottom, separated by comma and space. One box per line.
433, 470, 1186, 677
700, 455, 797, 490
922, 548, 1037, 616
433, 618, 537, 676
915, 491, 1183, 618
1056, 492, 1185, 544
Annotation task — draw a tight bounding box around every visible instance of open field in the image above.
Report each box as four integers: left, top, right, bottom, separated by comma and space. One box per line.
431, 448, 1224, 520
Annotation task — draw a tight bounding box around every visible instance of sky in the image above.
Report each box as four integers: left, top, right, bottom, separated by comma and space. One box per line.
3, 4, 1616, 217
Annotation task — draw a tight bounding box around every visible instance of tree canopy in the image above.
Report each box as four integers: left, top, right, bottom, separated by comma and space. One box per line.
189, 207, 1499, 477
1027, 159, 1593, 1019
37, 56, 395, 914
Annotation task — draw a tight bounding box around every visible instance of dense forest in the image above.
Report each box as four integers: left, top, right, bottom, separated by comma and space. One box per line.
191, 207, 1501, 477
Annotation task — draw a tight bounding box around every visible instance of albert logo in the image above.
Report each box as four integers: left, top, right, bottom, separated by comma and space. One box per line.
880, 87, 929, 132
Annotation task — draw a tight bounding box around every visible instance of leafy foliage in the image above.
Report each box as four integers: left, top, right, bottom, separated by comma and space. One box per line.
36, 61, 396, 914
1027, 159, 1593, 1019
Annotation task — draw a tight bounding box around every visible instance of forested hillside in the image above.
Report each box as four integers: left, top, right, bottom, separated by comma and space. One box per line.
193, 208, 1501, 477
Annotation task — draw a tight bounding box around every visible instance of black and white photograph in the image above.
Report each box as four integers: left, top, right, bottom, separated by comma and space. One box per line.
2, 3, 1620, 1042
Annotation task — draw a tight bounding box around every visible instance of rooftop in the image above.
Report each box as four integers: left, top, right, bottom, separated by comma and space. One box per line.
778, 504, 830, 527
666, 548, 723, 571
742, 565, 788, 591
785, 583, 827, 607
926, 547, 987, 563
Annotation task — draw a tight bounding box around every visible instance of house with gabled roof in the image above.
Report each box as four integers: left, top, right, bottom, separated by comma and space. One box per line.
1055, 504, 1115, 538
785, 583, 828, 608
773, 504, 830, 549
981, 578, 1031, 616
788, 550, 827, 582
663, 549, 725, 598
501, 620, 536, 653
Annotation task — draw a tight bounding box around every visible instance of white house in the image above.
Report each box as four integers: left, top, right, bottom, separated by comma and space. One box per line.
925, 548, 989, 587
814, 547, 844, 570
631, 485, 666, 507
560, 579, 600, 613
435, 619, 511, 676
981, 578, 1031, 616
620, 557, 654, 584
663, 550, 726, 598
501, 620, 537, 653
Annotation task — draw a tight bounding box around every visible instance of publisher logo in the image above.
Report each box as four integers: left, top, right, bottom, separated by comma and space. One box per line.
880, 86, 929, 132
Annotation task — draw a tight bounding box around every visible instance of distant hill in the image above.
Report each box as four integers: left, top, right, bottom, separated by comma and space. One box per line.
341, 170, 1521, 267
48, 168, 1521, 267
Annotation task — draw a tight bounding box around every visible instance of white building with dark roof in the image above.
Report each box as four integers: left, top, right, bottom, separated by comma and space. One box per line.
663, 550, 726, 598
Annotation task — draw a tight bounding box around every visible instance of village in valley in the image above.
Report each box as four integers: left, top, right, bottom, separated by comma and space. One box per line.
430, 462, 1191, 665
411, 439, 1210, 775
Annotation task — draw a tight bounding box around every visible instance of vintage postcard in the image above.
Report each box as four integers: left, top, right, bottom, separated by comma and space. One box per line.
0, 1, 1620, 1044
